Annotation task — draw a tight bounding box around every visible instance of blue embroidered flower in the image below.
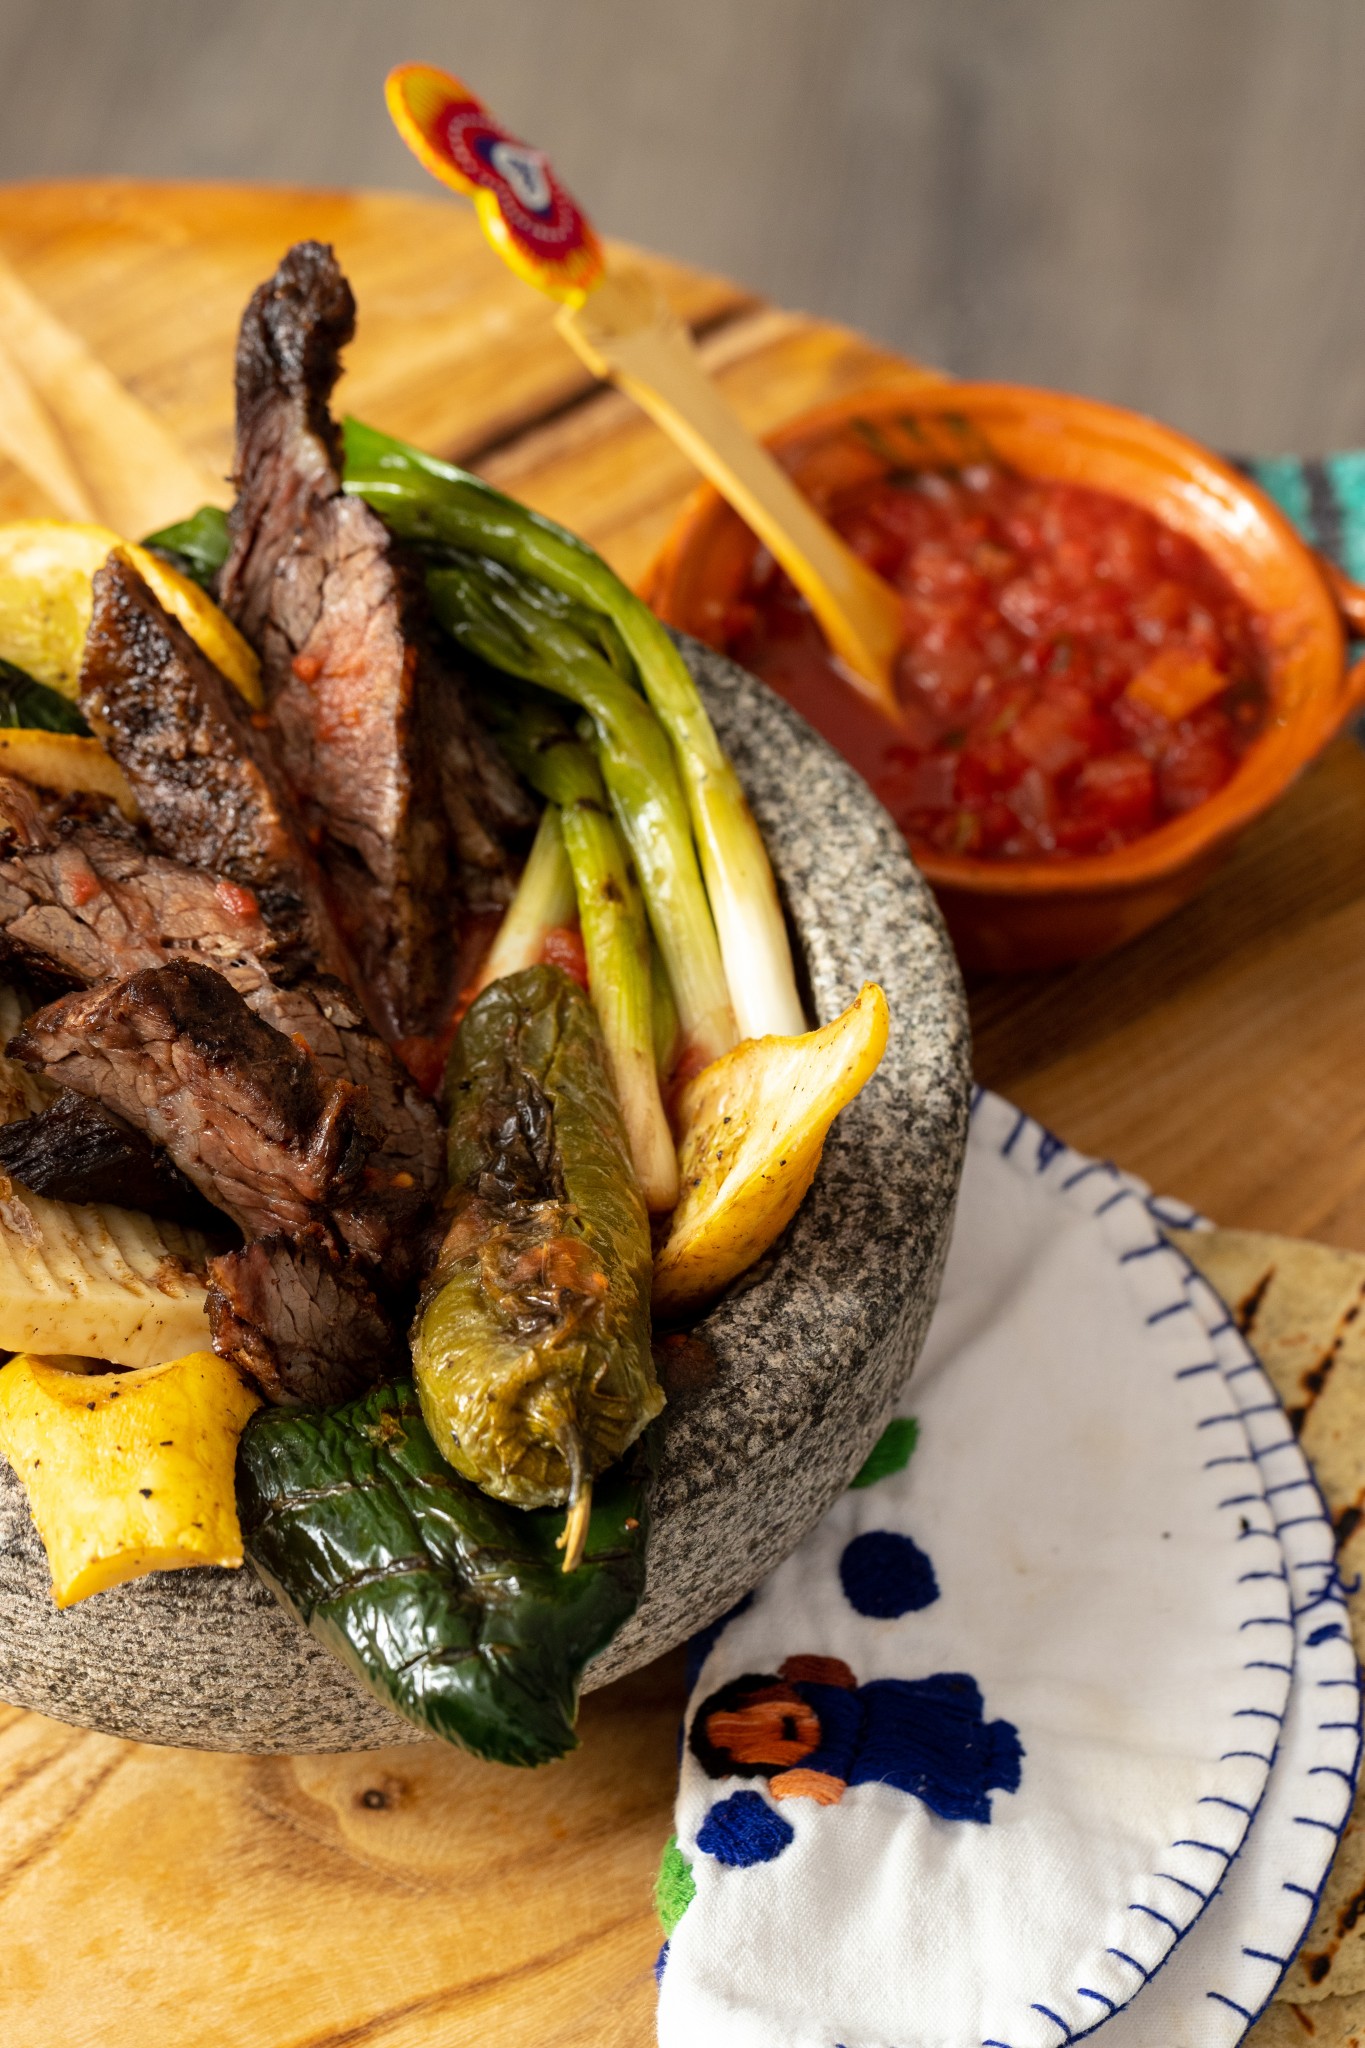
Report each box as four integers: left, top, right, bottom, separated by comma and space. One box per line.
832, 1672, 1023, 1821
839, 1529, 939, 1617
691, 1656, 1023, 1823
696, 1789, 795, 1866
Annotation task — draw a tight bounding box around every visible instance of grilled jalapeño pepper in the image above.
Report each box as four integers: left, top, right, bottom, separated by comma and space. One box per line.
412, 964, 662, 1567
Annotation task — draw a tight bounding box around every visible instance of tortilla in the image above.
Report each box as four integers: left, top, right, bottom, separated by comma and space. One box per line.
1246, 1987, 1365, 2046
1171, 1228, 1365, 2013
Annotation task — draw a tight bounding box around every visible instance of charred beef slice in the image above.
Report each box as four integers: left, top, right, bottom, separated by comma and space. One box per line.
78, 550, 349, 982
0, 780, 289, 993
8, 961, 427, 1404
217, 238, 530, 1041
8, 961, 376, 1243
0, 1089, 227, 1229
0, 778, 443, 1227
208, 1231, 402, 1406
256, 972, 441, 1274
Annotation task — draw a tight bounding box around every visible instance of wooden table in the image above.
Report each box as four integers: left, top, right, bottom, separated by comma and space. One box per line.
1, 180, 1363, 2048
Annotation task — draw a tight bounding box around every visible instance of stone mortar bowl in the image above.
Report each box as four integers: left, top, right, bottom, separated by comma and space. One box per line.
0, 642, 971, 1751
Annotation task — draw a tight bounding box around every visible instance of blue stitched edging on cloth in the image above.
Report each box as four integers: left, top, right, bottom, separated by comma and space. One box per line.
949, 1099, 1357, 2048
1032, 1165, 1363, 2048
670, 1092, 1294, 2048
665, 1094, 1344, 2048
1139, 1247, 1364, 2043
962, 1093, 1295, 2048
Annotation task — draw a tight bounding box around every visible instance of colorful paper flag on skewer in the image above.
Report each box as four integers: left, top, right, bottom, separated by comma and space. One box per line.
385, 65, 605, 304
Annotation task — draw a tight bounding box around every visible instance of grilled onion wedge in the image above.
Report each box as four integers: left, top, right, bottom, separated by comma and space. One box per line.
653, 983, 890, 1317
0, 987, 212, 1364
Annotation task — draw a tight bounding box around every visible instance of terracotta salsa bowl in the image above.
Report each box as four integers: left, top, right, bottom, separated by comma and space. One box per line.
648, 379, 1365, 972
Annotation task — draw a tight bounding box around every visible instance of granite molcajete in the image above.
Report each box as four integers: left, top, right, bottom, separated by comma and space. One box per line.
0, 642, 971, 1752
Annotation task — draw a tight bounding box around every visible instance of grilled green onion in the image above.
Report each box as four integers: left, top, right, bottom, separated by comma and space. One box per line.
343, 418, 804, 1043
475, 802, 577, 993
491, 696, 677, 1210
426, 555, 734, 1072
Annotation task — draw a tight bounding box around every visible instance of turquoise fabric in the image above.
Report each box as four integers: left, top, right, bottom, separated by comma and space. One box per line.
1323, 453, 1365, 586
1244, 452, 1365, 732
1244, 451, 1365, 579
1246, 455, 1314, 541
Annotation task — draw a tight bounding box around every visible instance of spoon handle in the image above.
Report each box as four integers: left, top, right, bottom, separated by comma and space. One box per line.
560, 268, 904, 720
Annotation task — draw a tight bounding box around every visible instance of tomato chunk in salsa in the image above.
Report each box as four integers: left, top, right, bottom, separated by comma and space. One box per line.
724, 463, 1269, 859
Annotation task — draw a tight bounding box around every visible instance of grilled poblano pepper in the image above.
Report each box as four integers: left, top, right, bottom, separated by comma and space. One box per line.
236, 1378, 651, 1765
0, 656, 91, 734
413, 964, 662, 1568
140, 505, 231, 592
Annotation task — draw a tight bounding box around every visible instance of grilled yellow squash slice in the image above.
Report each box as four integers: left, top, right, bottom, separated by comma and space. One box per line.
0, 1350, 260, 1605
0, 521, 261, 705
653, 983, 890, 1317
0, 728, 137, 817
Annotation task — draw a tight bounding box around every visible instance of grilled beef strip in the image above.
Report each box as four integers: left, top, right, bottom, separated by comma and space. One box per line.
0, 773, 94, 848
76, 544, 448, 1223
78, 550, 350, 983
0, 775, 443, 1231
0, 777, 290, 993
8, 961, 376, 1244
0, 1088, 228, 1230
424, 629, 535, 893
208, 1231, 402, 1405
9, 960, 427, 1403
217, 239, 530, 1040
256, 972, 441, 1274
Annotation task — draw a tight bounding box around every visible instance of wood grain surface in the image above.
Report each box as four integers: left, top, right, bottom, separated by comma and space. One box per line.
0, 179, 1363, 2047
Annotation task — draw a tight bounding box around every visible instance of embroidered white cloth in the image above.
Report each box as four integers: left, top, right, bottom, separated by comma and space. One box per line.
656, 1091, 1361, 2048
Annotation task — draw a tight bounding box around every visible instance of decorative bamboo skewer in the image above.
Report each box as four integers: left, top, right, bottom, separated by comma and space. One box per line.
386, 63, 905, 722
557, 268, 904, 716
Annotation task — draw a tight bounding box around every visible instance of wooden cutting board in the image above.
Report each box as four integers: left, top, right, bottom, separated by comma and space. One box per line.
0, 178, 926, 2048
2, 179, 1365, 2048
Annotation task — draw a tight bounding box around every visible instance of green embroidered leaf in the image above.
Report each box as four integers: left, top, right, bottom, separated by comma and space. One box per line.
236, 1377, 651, 1767
655, 1833, 696, 1935
850, 1415, 919, 1489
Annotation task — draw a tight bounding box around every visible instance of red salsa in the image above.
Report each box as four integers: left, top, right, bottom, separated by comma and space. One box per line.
723, 463, 1270, 859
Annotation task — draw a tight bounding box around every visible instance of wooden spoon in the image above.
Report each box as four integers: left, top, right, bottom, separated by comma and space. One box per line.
386, 63, 905, 721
